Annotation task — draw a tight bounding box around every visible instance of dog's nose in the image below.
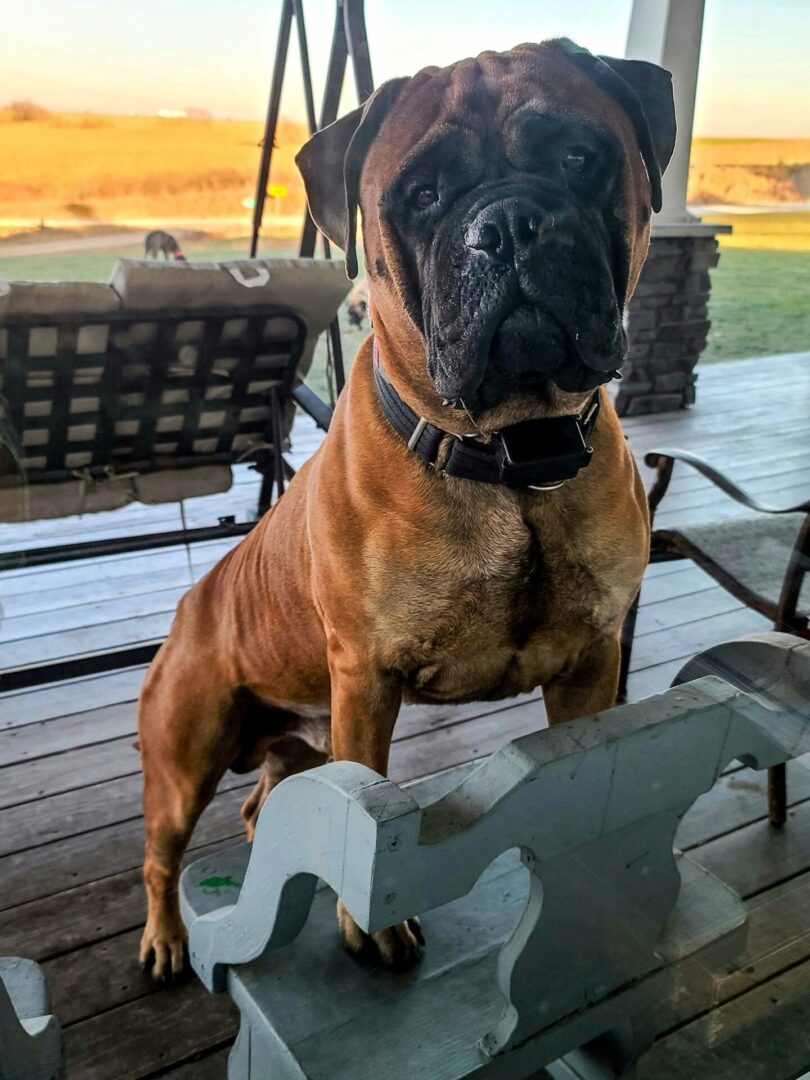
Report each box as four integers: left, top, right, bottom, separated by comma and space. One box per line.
464, 199, 545, 265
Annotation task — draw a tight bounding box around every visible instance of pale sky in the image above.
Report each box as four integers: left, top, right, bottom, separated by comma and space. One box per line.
1, 0, 808, 138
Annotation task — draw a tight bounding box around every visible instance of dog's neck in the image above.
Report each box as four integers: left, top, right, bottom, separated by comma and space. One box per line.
372, 339, 600, 492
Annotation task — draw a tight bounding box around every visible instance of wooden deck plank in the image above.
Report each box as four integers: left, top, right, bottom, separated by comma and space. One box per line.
47, 926, 169, 1027
0, 785, 253, 909
634, 586, 747, 637
0, 537, 745, 650
645, 443, 810, 496
7, 695, 793, 868
0, 584, 188, 643
0, 551, 221, 620
61, 981, 238, 1080
0, 836, 241, 961
691, 799, 810, 899
639, 955, 810, 1080
0, 768, 253, 859
0, 536, 233, 592
0, 701, 136, 762
156, 1047, 232, 1080
650, 465, 810, 518
0, 666, 147, 728
627, 658, 686, 699
639, 562, 723, 604
629, 605, 771, 671
2, 589, 760, 676
0, 489, 255, 553
713, 869, 810, 1004
654, 479, 810, 530
0, 734, 141, 809
676, 761, 810, 851
0, 610, 172, 670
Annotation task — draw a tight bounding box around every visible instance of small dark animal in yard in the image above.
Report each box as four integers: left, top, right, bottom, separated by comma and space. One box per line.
346, 276, 369, 328
144, 230, 187, 261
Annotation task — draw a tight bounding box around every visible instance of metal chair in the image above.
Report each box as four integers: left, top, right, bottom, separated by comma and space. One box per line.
620, 447, 810, 826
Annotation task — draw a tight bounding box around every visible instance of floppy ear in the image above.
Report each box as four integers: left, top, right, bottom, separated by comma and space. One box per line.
295, 78, 409, 278
562, 47, 676, 213
598, 58, 677, 183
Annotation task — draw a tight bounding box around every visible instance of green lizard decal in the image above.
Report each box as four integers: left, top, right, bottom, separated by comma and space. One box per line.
197, 874, 242, 895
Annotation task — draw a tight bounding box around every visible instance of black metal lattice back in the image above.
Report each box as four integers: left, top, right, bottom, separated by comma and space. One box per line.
0, 305, 306, 484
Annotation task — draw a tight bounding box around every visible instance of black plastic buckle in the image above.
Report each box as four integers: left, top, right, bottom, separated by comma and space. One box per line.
495, 414, 594, 489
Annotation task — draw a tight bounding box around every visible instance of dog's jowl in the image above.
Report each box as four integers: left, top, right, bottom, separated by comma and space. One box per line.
138, 39, 674, 979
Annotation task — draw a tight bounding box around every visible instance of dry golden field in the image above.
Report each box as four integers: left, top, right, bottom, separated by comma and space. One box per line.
688, 138, 810, 205
0, 109, 309, 223
0, 107, 808, 229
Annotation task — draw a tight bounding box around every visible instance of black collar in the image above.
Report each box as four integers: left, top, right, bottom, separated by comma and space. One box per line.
373, 346, 600, 490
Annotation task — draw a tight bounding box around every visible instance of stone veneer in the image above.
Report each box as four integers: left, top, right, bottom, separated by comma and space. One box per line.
616, 224, 726, 417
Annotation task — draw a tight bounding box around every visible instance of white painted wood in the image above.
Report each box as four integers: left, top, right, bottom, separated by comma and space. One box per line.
179, 635, 810, 1077
626, 0, 706, 225
0, 957, 61, 1080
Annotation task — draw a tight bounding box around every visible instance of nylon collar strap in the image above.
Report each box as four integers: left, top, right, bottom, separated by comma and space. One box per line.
373, 341, 600, 490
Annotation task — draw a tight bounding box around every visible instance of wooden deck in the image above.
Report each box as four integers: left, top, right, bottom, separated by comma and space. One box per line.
1, 351, 809, 1079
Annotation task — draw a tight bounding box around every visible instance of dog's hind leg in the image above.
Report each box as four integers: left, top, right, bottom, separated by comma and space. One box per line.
240, 735, 329, 841
138, 655, 240, 981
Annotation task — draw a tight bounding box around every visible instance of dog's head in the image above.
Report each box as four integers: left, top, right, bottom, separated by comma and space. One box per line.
297, 40, 675, 427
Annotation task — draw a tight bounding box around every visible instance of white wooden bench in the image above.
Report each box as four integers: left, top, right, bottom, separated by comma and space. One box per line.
0, 957, 61, 1080
180, 632, 810, 1079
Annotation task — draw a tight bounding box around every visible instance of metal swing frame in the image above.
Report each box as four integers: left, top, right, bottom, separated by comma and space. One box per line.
250, 0, 376, 397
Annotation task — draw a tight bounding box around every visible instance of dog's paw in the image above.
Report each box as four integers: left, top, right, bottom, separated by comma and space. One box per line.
337, 898, 424, 970
139, 918, 188, 983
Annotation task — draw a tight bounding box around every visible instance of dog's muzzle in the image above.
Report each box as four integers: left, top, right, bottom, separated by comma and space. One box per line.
424, 185, 625, 410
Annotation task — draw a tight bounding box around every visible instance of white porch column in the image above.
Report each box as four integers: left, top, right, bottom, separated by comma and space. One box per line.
625, 0, 706, 225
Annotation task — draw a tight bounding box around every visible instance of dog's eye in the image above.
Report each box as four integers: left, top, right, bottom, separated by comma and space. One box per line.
561, 149, 589, 174
411, 186, 439, 210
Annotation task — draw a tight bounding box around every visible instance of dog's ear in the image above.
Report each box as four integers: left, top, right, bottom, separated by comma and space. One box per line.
296, 78, 409, 279
559, 44, 676, 213
596, 57, 677, 201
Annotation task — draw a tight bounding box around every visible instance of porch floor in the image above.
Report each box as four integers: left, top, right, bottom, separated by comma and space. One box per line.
1, 352, 809, 1079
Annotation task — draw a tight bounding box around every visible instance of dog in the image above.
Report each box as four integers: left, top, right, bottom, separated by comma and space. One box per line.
138, 39, 675, 980
346, 275, 369, 328
144, 229, 186, 261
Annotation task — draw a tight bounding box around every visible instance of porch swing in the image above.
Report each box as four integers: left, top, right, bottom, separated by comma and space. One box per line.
0, 0, 371, 689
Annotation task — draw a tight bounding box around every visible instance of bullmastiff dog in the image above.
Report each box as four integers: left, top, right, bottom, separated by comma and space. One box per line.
139, 39, 675, 980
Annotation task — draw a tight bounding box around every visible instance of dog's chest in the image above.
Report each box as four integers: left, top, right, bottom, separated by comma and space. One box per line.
387, 499, 612, 703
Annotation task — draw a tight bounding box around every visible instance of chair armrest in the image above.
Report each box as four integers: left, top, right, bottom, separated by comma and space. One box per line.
645, 448, 810, 517
292, 380, 333, 432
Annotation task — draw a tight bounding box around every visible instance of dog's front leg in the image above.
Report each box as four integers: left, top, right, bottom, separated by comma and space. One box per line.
542, 632, 622, 726
328, 642, 423, 969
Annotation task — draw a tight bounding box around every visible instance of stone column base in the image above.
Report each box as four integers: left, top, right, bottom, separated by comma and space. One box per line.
616, 223, 726, 417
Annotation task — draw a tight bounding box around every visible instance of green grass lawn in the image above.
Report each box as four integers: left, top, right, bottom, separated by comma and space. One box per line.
0, 235, 297, 283
702, 247, 810, 363
0, 235, 807, 383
